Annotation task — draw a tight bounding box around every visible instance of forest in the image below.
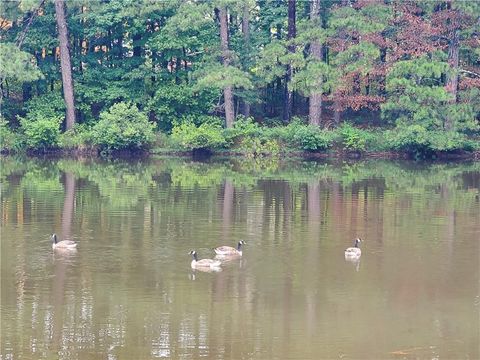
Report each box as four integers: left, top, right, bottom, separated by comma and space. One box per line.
1, 0, 479, 158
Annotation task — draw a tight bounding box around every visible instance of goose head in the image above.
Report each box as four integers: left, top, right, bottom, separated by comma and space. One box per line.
51, 234, 58, 244
189, 250, 198, 261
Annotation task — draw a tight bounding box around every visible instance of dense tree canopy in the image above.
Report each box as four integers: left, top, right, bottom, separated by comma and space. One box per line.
0, 0, 479, 154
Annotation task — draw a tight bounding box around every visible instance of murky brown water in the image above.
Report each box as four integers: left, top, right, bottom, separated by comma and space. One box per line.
1, 157, 479, 359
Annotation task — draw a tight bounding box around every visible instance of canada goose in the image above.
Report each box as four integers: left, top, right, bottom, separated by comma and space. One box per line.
214, 240, 246, 256
189, 250, 221, 269
345, 238, 362, 259
51, 233, 77, 250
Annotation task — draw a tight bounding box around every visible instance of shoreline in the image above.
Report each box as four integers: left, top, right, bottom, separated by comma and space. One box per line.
1, 147, 479, 161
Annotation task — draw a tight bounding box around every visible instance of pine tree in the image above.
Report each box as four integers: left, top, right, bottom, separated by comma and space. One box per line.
218, 6, 235, 128
54, 0, 75, 130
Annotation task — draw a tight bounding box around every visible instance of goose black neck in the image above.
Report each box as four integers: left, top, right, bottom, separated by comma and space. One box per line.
237, 242, 243, 250
192, 252, 198, 261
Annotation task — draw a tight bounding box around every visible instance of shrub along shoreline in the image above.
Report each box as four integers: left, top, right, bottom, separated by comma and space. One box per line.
3, 145, 478, 162
1, 102, 478, 161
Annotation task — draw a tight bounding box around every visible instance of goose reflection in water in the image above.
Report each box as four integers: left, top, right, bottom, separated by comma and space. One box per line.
189, 267, 223, 281
345, 257, 361, 272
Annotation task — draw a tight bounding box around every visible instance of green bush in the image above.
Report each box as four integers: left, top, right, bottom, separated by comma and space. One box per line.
268, 121, 334, 152
386, 125, 475, 158
224, 117, 263, 145
173, 114, 224, 129
239, 137, 280, 157
224, 118, 333, 153
92, 102, 156, 150
171, 122, 226, 150
148, 83, 220, 132
362, 130, 391, 152
24, 92, 66, 120
152, 132, 177, 150
19, 115, 62, 150
0, 118, 22, 151
58, 124, 93, 149
292, 125, 334, 151
339, 123, 369, 152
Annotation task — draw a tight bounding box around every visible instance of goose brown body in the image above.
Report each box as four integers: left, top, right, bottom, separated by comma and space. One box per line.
51, 234, 77, 250
189, 250, 221, 269
214, 240, 246, 256
345, 238, 362, 259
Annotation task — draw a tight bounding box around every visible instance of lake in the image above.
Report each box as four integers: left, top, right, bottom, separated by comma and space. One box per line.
1, 156, 479, 359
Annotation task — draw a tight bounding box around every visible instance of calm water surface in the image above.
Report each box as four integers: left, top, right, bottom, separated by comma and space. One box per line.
1, 157, 479, 359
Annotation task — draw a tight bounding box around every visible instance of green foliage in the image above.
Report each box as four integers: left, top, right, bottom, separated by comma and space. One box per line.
1, 0, 478, 156
0, 43, 43, 83
178, 115, 224, 128
289, 125, 333, 152
224, 117, 263, 145
386, 125, 475, 158
0, 118, 21, 151
19, 115, 62, 151
255, 41, 288, 84
194, 64, 253, 91
148, 83, 220, 132
325, 1, 391, 108
338, 123, 369, 152
329, 6, 387, 34
58, 124, 93, 149
238, 137, 280, 158
225, 118, 334, 153
333, 42, 381, 74
455, 88, 480, 133
382, 57, 453, 129
171, 122, 226, 151
272, 121, 335, 152
8, 92, 66, 151
290, 60, 332, 96
24, 92, 66, 120
92, 102, 155, 151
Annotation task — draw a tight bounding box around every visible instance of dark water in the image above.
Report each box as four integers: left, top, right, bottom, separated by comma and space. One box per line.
1, 157, 479, 359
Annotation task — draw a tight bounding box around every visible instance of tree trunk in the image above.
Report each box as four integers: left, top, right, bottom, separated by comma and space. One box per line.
219, 7, 235, 128
133, 33, 141, 58
22, 83, 32, 102
283, 0, 296, 122
333, 106, 341, 125
445, 28, 459, 131
55, 0, 75, 130
309, 0, 322, 126
240, 4, 251, 118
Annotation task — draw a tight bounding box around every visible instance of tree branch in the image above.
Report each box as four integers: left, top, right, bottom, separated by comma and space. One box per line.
460, 68, 480, 78
15, 0, 47, 49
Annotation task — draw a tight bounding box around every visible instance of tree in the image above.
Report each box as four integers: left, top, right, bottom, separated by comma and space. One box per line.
1, 0, 478, 151
0, 43, 43, 99
240, 2, 251, 118
308, 0, 322, 126
283, 0, 296, 122
54, 0, 75, 130
382, 0, 479, 133
327, 1, 392, 125
382, 56, 452, 130
219, 6, 235, 128
289, 2, 330, 127
431, 1, 479, 130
